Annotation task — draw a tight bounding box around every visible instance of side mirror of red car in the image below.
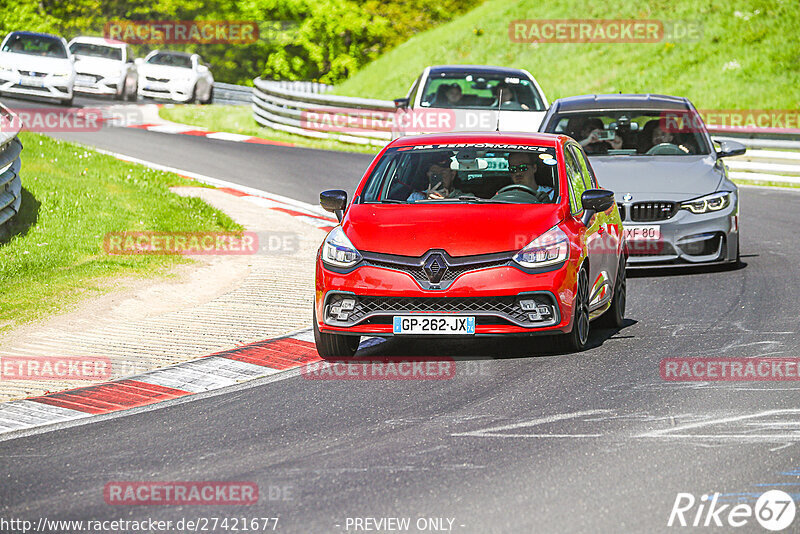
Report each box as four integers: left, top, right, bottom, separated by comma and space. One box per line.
320, 189, 348, 222
580, 189, 614, 225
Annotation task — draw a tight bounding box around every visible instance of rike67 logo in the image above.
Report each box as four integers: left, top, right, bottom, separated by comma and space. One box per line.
668, 491, 796, 531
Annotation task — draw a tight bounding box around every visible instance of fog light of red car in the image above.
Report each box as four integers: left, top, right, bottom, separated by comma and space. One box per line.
519, 299, 536, 311
341, 299, 356, 311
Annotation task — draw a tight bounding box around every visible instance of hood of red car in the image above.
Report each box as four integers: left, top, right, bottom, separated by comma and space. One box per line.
342, 203, 566, 257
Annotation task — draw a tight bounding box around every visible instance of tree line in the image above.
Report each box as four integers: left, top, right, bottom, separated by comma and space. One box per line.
0, 0, 481, 85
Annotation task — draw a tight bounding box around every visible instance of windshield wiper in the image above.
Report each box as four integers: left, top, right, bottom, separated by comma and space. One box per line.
457, 196, 517, 204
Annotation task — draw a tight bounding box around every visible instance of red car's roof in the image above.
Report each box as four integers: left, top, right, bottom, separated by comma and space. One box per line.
389, 131, 569, 148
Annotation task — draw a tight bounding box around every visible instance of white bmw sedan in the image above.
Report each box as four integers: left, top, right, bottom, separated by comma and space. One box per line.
137, 50, 213, 104
68, 36, 137, 100
0, 31, 75, 105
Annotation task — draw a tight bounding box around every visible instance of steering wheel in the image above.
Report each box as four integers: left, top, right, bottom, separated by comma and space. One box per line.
496, 184, 539, 196
646, 143, 684, 156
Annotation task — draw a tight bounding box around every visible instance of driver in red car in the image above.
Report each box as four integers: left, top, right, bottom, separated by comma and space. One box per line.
505, 152, 555, 202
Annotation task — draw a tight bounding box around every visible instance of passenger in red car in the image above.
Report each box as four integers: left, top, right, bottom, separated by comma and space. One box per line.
408, 158, 462, 201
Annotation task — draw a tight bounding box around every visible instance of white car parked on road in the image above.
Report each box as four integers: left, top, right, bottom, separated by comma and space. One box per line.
0, 31, 75, 105
68, 36, 137, 100
137, 50, 213, 104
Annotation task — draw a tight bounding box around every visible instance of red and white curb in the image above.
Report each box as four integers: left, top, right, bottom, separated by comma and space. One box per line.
0, 330, 321, 436
125, 122, 295, 147
93, 148, 338, 232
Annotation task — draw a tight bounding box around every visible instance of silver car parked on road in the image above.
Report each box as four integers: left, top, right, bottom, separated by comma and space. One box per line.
540, 94, 746, 267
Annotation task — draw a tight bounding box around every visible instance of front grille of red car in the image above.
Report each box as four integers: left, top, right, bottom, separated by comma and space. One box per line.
368, 258, 507, 283
324, 292, 559, 329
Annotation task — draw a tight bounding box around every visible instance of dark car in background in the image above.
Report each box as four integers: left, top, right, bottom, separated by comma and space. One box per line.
540, 94, 746, 267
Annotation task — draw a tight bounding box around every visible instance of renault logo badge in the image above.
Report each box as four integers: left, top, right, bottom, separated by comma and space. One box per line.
423, 254, 447, 284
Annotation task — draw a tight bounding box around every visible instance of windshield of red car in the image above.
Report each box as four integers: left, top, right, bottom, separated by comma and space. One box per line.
360, 145, 560, 204
544, 110, 712, 156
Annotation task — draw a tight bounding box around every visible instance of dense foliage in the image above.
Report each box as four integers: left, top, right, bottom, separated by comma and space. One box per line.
0, 0, 482, 84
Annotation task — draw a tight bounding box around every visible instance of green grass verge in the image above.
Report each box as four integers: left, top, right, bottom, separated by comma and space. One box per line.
0, 133, 241, 333
336, 0, 800, 109
158, 104, 380, 155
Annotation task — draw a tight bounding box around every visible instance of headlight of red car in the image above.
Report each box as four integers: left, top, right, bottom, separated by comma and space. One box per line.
321, 226, 362, 268
512, 224, 569, 268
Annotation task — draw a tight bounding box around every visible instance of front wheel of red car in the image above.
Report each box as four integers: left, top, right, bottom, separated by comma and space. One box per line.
553, 268, 590, 353
313, 309, 360, 358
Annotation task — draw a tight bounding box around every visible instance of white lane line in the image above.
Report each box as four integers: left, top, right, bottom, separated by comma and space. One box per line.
637, 409, 800, 441
145, 124, 198, 134
206, 132, 253, 142
451, 409, 612, 438
135, 356, 278, 394
92, 147, 334, 219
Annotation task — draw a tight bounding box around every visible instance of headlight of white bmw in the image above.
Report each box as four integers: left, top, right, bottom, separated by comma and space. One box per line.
513, 224, 569, 268
681, 192, 732, 214
322, 226, 362, 268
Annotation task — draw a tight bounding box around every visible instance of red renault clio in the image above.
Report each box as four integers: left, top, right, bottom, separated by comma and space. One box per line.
314, 132, 626, 357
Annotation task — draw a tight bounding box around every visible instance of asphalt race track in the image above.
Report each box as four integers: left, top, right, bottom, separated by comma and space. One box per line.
1, 95, 374, 203
2, 96, 800, 532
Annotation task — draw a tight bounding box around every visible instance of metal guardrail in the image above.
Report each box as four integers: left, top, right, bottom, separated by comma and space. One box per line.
252, 77, 394, 146
712, 135, 800, 184
212, 82, 253, 106
216, 80, 333, 106
0, 104, 23, 230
